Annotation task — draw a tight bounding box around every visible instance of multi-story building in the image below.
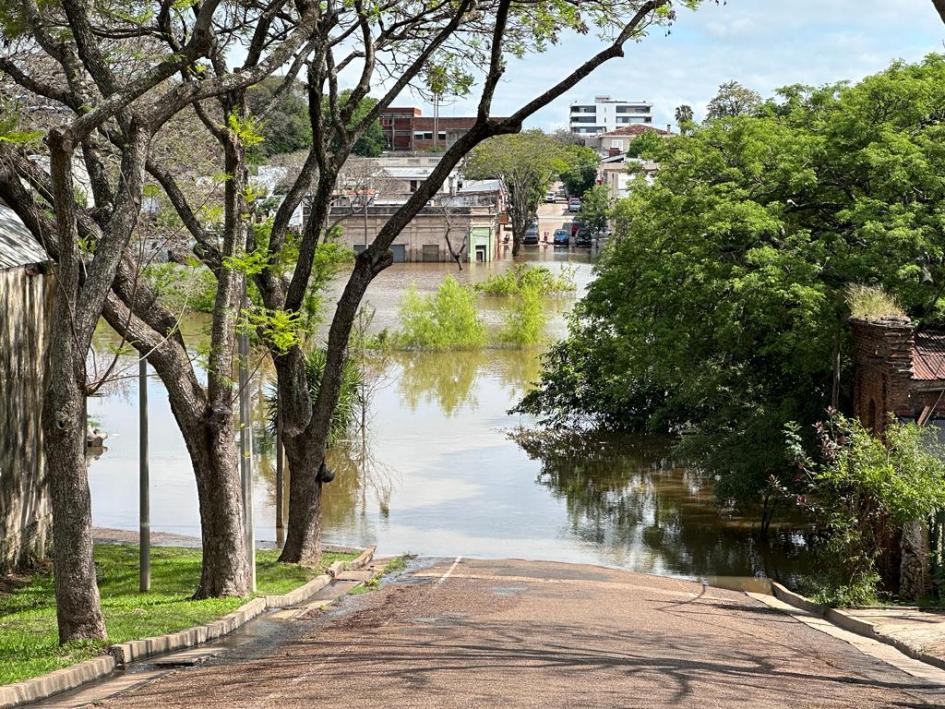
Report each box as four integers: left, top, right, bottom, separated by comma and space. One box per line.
379, 107, 498, 152
568, 96, 653, 137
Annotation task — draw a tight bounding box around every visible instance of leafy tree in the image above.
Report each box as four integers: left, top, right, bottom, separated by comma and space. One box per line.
706, 80, 762, 119
558, 144, 599, 196
518, 56, 945, 515
248, 78, 312, 157
578, 184, 611, 236
623, 129, 663, 158
466, 131, 569, 254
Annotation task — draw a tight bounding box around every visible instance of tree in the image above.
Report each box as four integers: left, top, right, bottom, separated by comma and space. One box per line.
934, 0, 945, 24
466, 131, 567, 255
0, 0, 318, 623
518, 56, 945, 515
623, 129, 663, 158
248, 78, 312, 157
674, 103, 694, 133
253, 0, 704, 565
706, 80, 762, 119
558, 144, 599, 197
578, 185, 611, 237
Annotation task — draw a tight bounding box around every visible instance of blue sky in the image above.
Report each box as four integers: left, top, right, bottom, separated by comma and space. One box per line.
419, 0, 945, 131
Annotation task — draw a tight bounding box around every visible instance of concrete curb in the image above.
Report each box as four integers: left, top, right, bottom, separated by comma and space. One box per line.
770, 581, 945, 672
0, 544, 376, 709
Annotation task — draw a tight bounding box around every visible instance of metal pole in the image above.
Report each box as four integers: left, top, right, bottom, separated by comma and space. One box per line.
139, 358, 150, 592
275, 408, 284, 547
238, 292, 256, 592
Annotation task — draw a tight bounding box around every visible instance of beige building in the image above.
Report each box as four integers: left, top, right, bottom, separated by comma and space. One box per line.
333, 201, 502, 263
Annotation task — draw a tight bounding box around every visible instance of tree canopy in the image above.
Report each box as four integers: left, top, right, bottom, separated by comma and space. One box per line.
518, 55, 945, 508
706, 80, 762, 119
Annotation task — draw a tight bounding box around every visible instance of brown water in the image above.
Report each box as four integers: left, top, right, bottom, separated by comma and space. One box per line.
87, 249, 812, 583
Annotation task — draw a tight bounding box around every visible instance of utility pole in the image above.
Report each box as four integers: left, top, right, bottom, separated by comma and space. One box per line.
238, 289, 256, 592
139, 358, 151, 592
275, 409, 284, 547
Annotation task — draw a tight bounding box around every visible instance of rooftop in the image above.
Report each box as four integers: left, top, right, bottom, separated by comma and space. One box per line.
914, 332, 945, 382
597, 125, 673, 139
0, 201, 47, 270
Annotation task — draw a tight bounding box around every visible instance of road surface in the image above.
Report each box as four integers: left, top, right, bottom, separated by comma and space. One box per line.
59, 558, 945, 708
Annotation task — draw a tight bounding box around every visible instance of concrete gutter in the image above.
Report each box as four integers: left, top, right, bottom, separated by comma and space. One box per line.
0, 545, 375, 709
770, 581, 945, 673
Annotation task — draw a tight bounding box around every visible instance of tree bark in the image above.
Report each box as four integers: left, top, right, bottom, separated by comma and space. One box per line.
900, 519, 930, 601
934, 0, 945, 25
43, 325, 106, 643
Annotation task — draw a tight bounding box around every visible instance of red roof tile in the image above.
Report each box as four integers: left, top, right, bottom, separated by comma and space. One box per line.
913, 332, 945, 381
597, 125, 673, 139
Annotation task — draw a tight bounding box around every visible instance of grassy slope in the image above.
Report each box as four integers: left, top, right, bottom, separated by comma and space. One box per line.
0, 544, 354, 685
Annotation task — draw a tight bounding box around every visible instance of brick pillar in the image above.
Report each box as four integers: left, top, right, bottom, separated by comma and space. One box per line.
849, 316, 914, 435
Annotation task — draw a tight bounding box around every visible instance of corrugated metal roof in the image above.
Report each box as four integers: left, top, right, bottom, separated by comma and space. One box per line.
913, 332, 945, 381
0, 201, 46, 270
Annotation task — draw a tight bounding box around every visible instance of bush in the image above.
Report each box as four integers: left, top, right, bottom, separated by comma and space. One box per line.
498, 283, 547, 347
475, 265, 576, 297
784, 413, 945, 605
396, 277, 486, 350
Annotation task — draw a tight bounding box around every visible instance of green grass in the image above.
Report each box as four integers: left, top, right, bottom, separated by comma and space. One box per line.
0, 544, 355, 686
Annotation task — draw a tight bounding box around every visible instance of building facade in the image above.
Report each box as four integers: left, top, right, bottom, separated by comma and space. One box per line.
851, 316, 945, 437
379, 107, 488, 152
0, 201, 52, 572
569, 96, 653, 137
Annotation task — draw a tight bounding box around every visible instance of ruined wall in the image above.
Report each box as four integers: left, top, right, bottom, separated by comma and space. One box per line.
850, 317, 915, 435
0, 265, 52, 571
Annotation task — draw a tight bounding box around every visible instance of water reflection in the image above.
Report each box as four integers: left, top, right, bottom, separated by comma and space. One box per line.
512, 429, 812, 583
87, 257, 812, 582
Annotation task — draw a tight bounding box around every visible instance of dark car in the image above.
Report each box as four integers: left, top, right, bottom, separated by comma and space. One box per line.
574, 229, 593, 247
553, 229, 570, 246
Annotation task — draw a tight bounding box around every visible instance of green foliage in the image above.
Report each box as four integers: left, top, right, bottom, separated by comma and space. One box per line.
0, 545, 355, 685
247, 78, 312, 157
577, 185, 611, 235
396, 277, 486, 350
706, 80, 763, 119
498, 283, 547, 347
474, 265, 576, 297
784, 414, 945, 605
144, 262, 217, 313
624, 129, 664, 158
227, 111, 265, 148
558, 144, 599, 197
519, 56, 945, 506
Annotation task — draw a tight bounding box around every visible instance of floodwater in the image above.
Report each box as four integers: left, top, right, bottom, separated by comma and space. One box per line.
88, 247, 812, 584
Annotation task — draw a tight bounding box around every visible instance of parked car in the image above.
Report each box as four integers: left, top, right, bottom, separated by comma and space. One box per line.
553, 229, 570, 246
570, 219, 584, 237
554, 193, 568, 204
574, 229, 593, 247
523, 224, 540, 245
545, 191, 556, 203
568, 198, 581, 213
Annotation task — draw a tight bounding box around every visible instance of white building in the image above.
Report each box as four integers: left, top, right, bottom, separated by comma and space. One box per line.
569, 96, 653, 137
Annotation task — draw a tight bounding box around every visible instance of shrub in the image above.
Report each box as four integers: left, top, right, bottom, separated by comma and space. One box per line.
475, 265, 576, 297
847, 284, 906, 321
784, 413, 945, 606
396, 277, 486, 350
498, 283, 547, 347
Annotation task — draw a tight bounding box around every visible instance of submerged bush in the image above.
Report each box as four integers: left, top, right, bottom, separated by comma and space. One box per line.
498, 283, 548, 347
475, 264, 576, 297
396, 277, 486, 350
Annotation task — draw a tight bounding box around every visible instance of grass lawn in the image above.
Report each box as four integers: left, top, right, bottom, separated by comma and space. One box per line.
0, 544, 355, 686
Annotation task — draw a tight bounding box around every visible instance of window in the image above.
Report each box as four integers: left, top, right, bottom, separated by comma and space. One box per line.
570, 116, 597, 124
570, 105, 595, 114
616, 105, 651, 114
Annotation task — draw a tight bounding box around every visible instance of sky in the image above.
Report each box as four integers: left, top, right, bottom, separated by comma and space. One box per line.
418, 0, 945, 131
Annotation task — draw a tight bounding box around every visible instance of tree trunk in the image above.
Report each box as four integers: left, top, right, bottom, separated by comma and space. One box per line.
186, 416, 249, 597
279, 434, 322, 563
42, 320, 106, 643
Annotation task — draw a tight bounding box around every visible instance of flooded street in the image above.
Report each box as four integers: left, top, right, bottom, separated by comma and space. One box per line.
88, 248, 812, 584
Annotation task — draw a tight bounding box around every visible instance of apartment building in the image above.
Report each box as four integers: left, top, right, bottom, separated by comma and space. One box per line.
569, 96, 653, 137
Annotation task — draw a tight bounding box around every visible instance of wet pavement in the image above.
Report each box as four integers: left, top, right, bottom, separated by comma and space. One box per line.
63, 558, 945, 708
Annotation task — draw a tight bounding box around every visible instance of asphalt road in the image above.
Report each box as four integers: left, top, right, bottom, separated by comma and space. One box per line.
80, 558, 945, 708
